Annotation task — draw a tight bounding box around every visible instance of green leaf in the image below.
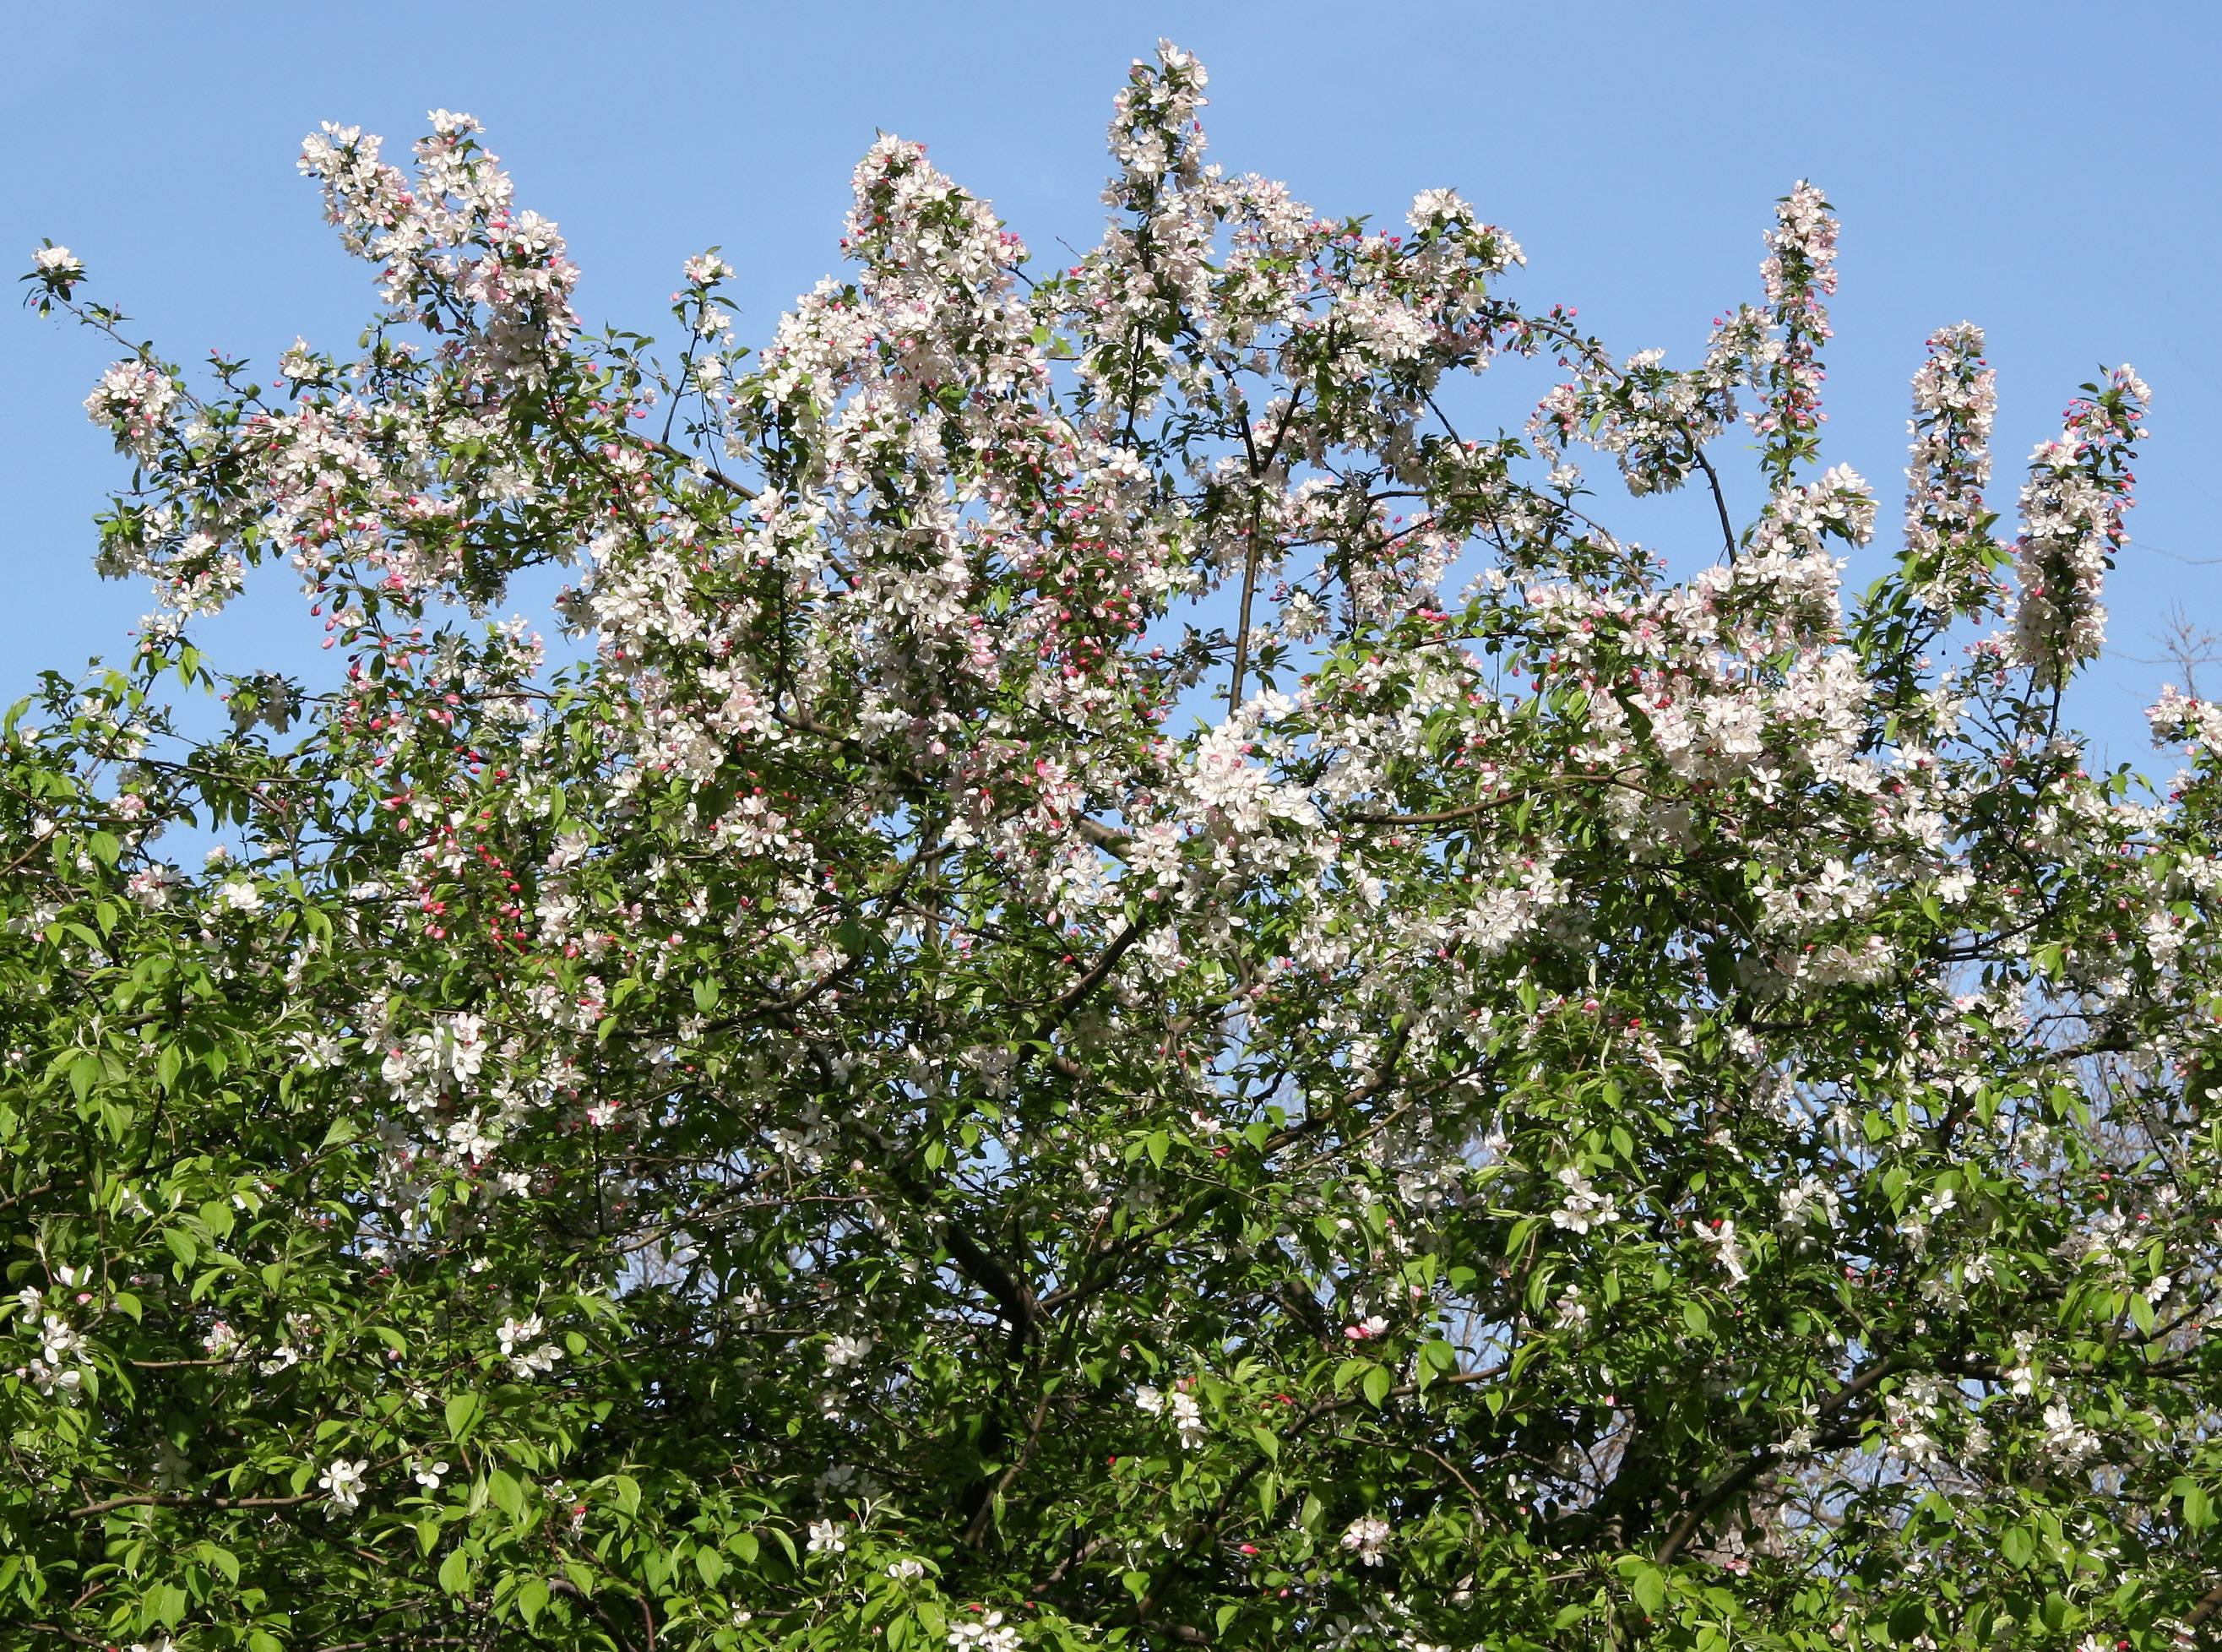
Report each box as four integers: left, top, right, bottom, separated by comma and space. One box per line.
1631, 1564, 1666, 1615
445, 1392, 481, 1440
488, 1467, 524, 1519
439, 1548, 471, 1595
517, 1576, 549, 1626
2185, 1485, 2215, 1530
1361, 1365, 1393, 1408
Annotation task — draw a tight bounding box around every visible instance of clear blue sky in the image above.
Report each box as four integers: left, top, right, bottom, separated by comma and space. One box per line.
6, 0, 2218, 773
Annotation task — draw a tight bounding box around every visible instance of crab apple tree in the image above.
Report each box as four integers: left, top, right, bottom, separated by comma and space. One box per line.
8, 40, 2222, 1652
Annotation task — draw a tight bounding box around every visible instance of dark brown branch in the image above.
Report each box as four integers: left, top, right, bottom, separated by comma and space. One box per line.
2184, 1576, 2222, 1632
19, 1625, 105, 1647
1652, 1352, 1912, 1565
638, 436, 757, 501
54, 1489, 323, 1521
1343, 769, 1657, 829
1692, 445, 1740, 562
548, 1575, 642, 1652
1040, 916, 1149, 1025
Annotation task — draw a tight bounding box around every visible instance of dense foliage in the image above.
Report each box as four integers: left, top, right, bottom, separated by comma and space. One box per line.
8, 41, 2222, 1651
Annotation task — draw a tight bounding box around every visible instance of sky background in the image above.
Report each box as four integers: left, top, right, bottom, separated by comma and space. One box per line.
4, 0, 2218, 774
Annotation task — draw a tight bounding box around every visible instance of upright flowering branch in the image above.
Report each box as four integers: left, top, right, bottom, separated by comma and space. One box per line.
300, 111, 582, 391
1903, 322, 2002, 613
1523, 186, 1840, 553
1851, 321, 2002, 733
2009, 364, 2149, 687
1753, 180, 1838, 492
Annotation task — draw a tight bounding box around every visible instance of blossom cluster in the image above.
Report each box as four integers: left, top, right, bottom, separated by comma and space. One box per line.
2008, 364, 2149, 682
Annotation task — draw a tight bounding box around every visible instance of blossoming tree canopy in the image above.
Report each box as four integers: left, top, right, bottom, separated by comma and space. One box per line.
6, 36, 2220, 1652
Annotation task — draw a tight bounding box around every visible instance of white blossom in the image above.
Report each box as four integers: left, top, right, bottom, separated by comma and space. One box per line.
318, 1457, 368, 1514
1340, 1514, 1393, 1566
